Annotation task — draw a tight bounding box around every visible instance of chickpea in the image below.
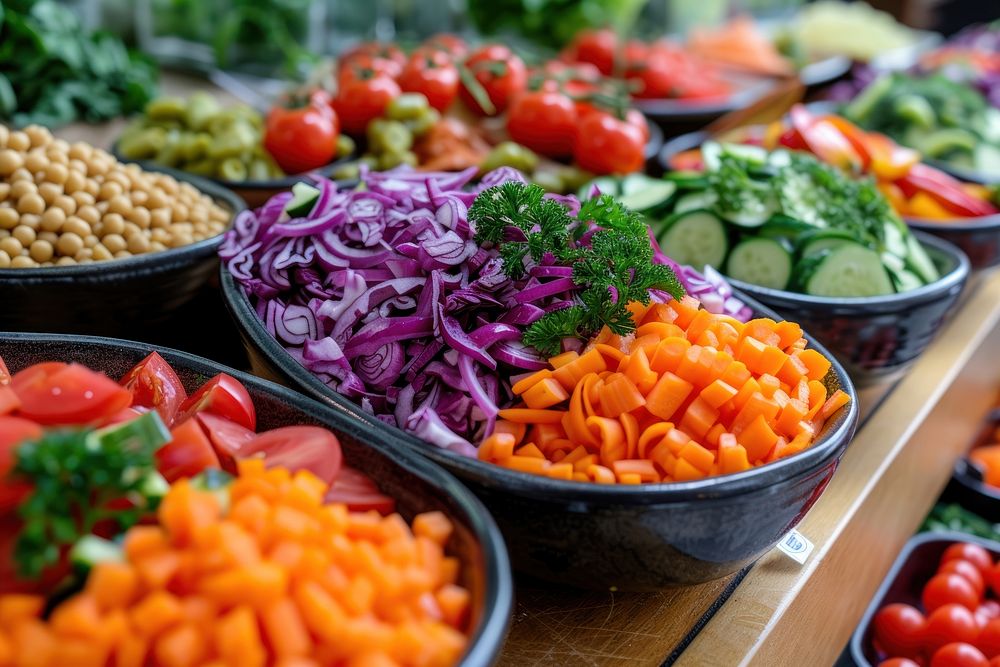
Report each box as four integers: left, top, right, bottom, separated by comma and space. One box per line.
128, 207, 151, 229
23, 151, 47, 174
45, 147, 68, 166
67, 159, 88, 175
49, 139, 69, 155
56, 256, 76, 266
84, 180, 99, 199
24, 126, 52, 148
63, 170, 85, 194
44, 163, 68, 186
0, 209, 17, 230
190, 206, 209, 225
111, 194, 137, 218
9, 168, 32, 183
0, 237, 22, 257
98, 181, 122, 202
0, 229, 9, 239
113, 250, 130, 259
74, 248, 93, 262
10, 181, 36, 200
171, 204, 190, 223
38, 231, 58, 244
92, 244, 112, 261
56, 232, 83, 257
0, 150, 24, 176
122, 222, 141, 239
68, 142, 92, 162
101, 233, 126, 253
126, 234, 150, 254
37, 182, 61, 205
83, 234, 99, 249
87, 157, 109, 177
150, 241, 167, 253
53, 195, 76, 216
149, 208, 170, 229
169, 232, 194, 249
18, 215, 39, 231
157, 176, 178, 195
28, 240, 53, 263
0, 183, 10, 201
10, 256, 36, 269
150, 228, 169, 244
101, 213, 125, 235
72, 191, 95, 208
63, 217, 91, 238
106, 171, 130, 189
6, 132, 29, 152
130, 190, 149, 207
17, 193, 44, 216
0, 250, 9, 268
76, 205, 99, 226
12, 225, 35, 247
146, 189, 167, 209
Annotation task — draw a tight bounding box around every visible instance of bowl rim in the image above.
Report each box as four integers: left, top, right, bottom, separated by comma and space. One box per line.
905, 212, 1000, 232
220, 264, 861, 504
0, 168, 246, 279
0, 331, 514, 666
724, 230, 970, 308
634, 75, 778, 120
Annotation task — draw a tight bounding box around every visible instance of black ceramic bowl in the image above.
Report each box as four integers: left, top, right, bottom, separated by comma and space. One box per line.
849, 531, 1000, 667
0, 332, 513, 666
941, 407, 1000, 519
726, 232, 970, 386
0, 171, 244, 338
221, 267, 859, 591
905, 213, 1000, 271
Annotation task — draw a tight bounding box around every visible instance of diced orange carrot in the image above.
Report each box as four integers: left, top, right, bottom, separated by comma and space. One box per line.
776, 353, 808, 387
215, 605, 266, 667
549, 351, 580, 369
735, 336, 766, 371
154, 623, 206, 667
649, 441, 677, 477
649, 337, 691, 374
776, 398, 809, 439
753, 345, 787, 377
521, 377, 569, 410
503, 456, 550, 474
700, 379, 738, 409
625, 347, 658, 394
818, 389, 850, 421
796, 349, 832, 382
261, 598, 312, 659
743, 319, 781, 347
731, 392, 780, 435
673, 458, 705, 481
587, 464, 617, 484
552, 349, 607, 391
757, 374, 781, 398
131, 591, 183, 638
515, 442, 546, 459
737, 413, 780, 462
599, 374, 646, 418
50, 594, 103, 640
774, 321, 803, 350
679, 397, 719, 440
511, 369, 553, 396
0, 595, 44, 626
720, 361, 752, 390
730, 378, 761, 413
705, 422, 726, 448
645, 372, 694, 421
637, 422, 673, 459
491, 420, 526, 445
636, 322, 685, 340
679, 441, 715, 474
612, 459, 660, 482
685, 309, 717, 344
719, 438, 751, 474
436, 584, 471, 629
545, 463, 573, 480
594, 343, 625, 364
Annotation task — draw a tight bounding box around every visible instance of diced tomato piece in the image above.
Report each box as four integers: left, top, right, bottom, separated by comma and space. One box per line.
177, 374, 255, 431
196, 413, 256, 472
11, 362, 131, 426
241, 426, 342, 487
119, 352, 188, 426
157, 419, 221, 483
324, 466, 395, 514
0, 386, 19, 415
0, 355, 10, 385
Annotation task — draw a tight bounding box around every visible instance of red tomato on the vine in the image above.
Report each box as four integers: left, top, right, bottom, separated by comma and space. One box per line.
573, 112, 645, 175
459, 44, 527, 116
399, 49, 460, 112
563, 29, 618, 75
873, 603, 927, 660
506, 91, 578, 158
931, 643, 989, 667
334, 71, 402, 136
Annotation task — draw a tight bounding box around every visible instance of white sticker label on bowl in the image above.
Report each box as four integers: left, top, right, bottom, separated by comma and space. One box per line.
776, 529, 814, 564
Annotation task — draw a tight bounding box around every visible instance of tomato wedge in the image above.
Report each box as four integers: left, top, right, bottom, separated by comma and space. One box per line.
196, 412, 256, 472
101, 406, 146, 427
157, 419, 221, 483
0, 355, 10, 385
0, 385, 19, 415
12, 362, 132, 426
325, 466, 395, 514
120, 352, 188, 426
241, 426, 342, 486
177, 374, 256, 431
0, 417, 42, 512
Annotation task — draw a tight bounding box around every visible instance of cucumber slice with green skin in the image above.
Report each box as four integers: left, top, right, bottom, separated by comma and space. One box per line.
799, 231, 858, 258
702, 142, 724, 171
803, 243, 895, 297
719, 142, 769, 165
881, 251, 906, 274
663, 171, 709, 190
71, 536, 124, 572
285, 182, 321, 217
904, 234, 940, 284
725, 237, 792, 290
881, 221, 908, 258
675, 191, 718, 214
920, 128, 977, 158
657, 210, 729, 270
618, 178, 677, 212
889, 266, 924, 293
718, 198, 776, 228
758, 214, 816, 242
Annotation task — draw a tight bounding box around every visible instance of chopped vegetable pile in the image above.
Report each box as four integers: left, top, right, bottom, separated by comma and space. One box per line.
870, 541, 1000, 666
659, 141, 940, 297
479, 296, 849, 483
922, 504, 1000, 543
0, 460, 469, 667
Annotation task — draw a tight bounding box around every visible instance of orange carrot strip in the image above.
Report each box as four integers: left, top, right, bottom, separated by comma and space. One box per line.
594, 343, 625, 364
599, 375, 646, 418
637, 422, 673, 459
619, 412, 639, 460
587, 464, 617, 484
548, 351, 580, 369
497, 408, 566, 424
552, 349, 607, 391
511, 369, 553, 396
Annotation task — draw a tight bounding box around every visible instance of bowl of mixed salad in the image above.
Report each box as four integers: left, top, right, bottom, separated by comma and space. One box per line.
653, 138, 970, 383
218, 165, 858, 590
0, 334, 513, 667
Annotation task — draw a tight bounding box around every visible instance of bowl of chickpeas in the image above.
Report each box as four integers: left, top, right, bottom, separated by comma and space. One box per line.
0, 124, 245, 336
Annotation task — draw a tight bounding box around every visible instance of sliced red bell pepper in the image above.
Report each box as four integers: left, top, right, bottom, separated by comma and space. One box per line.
896, 163, 1000, 218
822, 114, 873, 169
863, 133, 921, 181
788, 105, 862, 171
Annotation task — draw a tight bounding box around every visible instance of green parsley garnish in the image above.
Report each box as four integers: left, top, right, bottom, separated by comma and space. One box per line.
470, 181, 684, 356
12, 412, 170, 578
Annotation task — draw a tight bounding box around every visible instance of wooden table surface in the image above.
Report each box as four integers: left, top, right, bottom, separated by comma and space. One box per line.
51, 72, 1000, 667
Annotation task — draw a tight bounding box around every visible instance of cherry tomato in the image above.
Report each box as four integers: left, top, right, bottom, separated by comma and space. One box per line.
241, 426, 342, 487
986, 562, 1000, 599
873, 603, 927, 660
325, 466, 395, 514
119, 352, 188, 427
924, 574, 981, 613
977, 618, 1000, 658
196, 412, 256, 471
264, 91, 341, 175
984, 601, 1000, 620
925, 604, 980, 654
399, 49, 460, 112
157, 419, 221, 483
506, 91, 578, 158
334, 71, 402, 136
0, 416, 42, 512
459, 45, 527, 116
564, 29, 617, 75
879, 660, 922, 667
931, 643, 989, 667
943, 544, 994, 575
339, 42, 405, 79
626, 108, 650, 143
12, 362, 131, 426
422, 33, 468, 59
573, 112, 646, 175
0, 355, 10, 384
177, 373, 256, 431
941, 560, 988, 598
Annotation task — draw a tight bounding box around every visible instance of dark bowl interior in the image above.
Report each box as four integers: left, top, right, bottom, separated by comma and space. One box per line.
0, 333, 513, 666
906, 213, 1000, 271
0, 170, 245, 338
726, 232, 970, 386
850, 531, 1000, 667
221, 266, 860, 591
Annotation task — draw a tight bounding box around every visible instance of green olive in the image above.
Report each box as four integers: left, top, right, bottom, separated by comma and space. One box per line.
336, 134, 356, 158
331, 161, 361, 181
218, 157, 248, 182
531, 170, 565, 193
367, 120, 413, 154
145, 97, 187, 122
480, 141, 539, 174
386, 93, 431, 121
407, 108, 441, 137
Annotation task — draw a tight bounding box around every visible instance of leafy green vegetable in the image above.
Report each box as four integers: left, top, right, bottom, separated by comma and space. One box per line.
467, 0, 646, 51
0, 0, 157, 128
921, 503, 1000, 542
11, 412, 171, 578
470, 181, 684, 356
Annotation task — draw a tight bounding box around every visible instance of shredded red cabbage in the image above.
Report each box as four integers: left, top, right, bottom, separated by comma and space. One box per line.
221, 166, 749, 454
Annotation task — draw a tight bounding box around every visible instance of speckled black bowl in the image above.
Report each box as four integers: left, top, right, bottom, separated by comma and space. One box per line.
905, 213, 1000, 271
726, 232, 970, 386
0, 171, 244, 338
221, 267, 859, 591
0, 333, 513, 666
940, 407, 1000, 519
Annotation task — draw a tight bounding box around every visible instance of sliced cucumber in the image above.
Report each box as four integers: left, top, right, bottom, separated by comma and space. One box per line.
663, 171, 709, 190
881, 250, 906, 274
889, 266, 924, 293
758, 214, 816, 242
285, 182, 321, 217
71, 535, 124, 572
718, 197, 776, 228
725, 237, 792, 290
719, 142, 769, 165
675, 191, 718, 214
803, 243, 895, 297
701, 142, 724, 171
904, 234, 940, 284
799, 229, 859, 257
881, 221, 908, 258
657, 210, 729, 270
618, 177, 677, 212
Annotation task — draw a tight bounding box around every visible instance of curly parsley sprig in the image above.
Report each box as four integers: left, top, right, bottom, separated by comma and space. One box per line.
470, 182, 684, 356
